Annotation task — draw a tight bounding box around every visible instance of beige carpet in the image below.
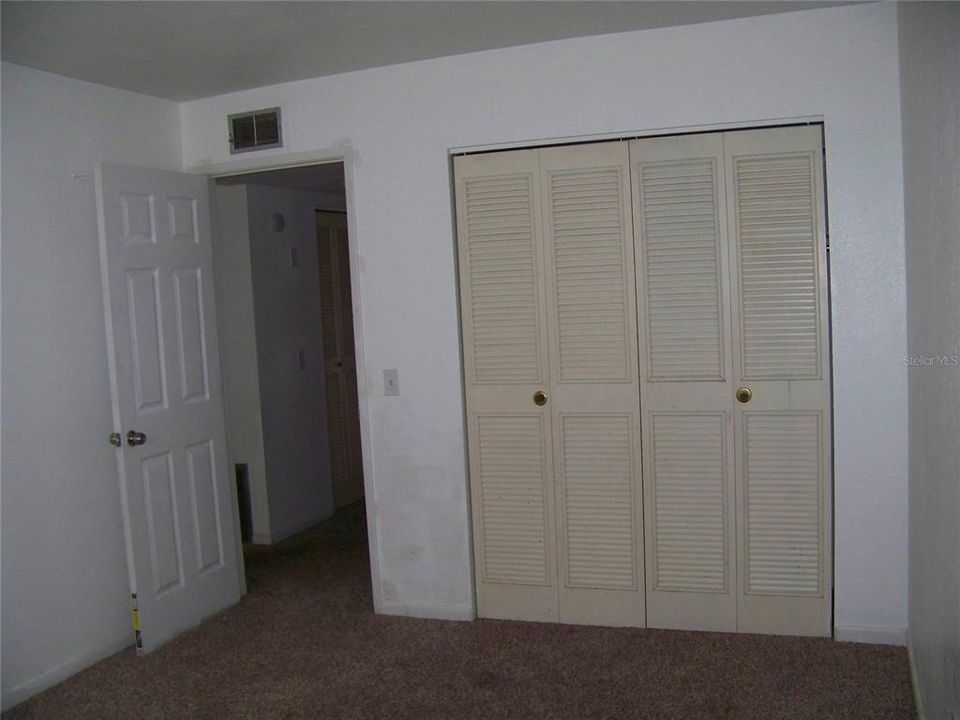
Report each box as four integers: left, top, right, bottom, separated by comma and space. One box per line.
6, 504, 915, 719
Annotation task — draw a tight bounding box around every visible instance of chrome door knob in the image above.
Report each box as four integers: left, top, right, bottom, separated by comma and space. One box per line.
126, 430, 147, 447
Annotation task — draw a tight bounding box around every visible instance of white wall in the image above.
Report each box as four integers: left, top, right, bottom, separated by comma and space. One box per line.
246, 184, 335, 542
182, 2, 909, 635
1, 62, 183, 708
898, 3, 960, 717
212, 184, 271, 542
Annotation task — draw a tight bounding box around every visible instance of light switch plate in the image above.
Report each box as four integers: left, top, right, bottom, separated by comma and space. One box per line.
384, 369, 399, 396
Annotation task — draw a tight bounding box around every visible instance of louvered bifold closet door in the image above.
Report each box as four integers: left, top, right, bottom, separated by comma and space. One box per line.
630, 134, 738, 631
725, 126, 831, 637
455, 150, 558, 622
540, 142, 645, 627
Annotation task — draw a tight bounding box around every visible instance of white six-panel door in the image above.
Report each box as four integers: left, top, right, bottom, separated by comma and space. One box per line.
96, 163, 242, 653
457, 126, 831, 636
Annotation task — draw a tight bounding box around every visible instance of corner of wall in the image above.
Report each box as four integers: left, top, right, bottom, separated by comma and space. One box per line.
834, 625, 907, 647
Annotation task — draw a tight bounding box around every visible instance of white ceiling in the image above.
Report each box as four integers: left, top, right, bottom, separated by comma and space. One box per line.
1, 1, 855, 102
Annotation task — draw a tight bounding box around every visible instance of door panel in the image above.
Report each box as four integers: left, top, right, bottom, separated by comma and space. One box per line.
173, 268, 210, 403
476, 414, 551, 586
559, 415, 636, 589
631, 134, 737, 631
725, 126, 831, 636
317, 212, 364, 509
185, 439, 224, 573
97, 163, 242, 654
741, 412, 823, 596
651, 413, 727, 594
463, 173, 544, 384
540, 142, 644, 627
456, 150, 558, 621
639, 157, 726, 381
734, 152, 822, 380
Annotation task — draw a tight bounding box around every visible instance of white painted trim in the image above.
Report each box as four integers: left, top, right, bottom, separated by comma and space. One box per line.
251, 532, 273, 546
187, 147, 350, 178
449, 115, 825, 155
378, 601, 476, 622
834, 624, 907, 646
1, 635, 132, 711
906, 633, 927, 720
185, 144, 385, 619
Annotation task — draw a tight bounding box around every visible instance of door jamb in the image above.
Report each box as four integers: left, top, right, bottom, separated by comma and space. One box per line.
192, 147, 382, 613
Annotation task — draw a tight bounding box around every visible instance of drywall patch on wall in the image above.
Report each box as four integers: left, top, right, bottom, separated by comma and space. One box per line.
1, 61, 183, 709
179, 2, 909, 633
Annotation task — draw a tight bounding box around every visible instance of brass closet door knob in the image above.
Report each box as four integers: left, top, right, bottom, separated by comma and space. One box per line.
736, 387, 753, 404
533, 390, 548, 406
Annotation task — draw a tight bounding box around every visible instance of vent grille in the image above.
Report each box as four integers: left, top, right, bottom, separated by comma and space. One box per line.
228, 108, 282, 153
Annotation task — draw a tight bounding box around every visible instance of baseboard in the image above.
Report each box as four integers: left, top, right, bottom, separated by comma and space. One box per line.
906, 633, 927, 720
834, 624, 907, 646
1, 634, 132, 711
251, 531, 273, 545
377, 600, 476, 622
266, 509, 335, 545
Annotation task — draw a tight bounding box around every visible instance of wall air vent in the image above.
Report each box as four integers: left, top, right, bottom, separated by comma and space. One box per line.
228, 107, 282, 154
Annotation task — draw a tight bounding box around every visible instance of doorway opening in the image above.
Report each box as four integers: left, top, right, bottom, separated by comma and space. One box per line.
210, 161, 368, 586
